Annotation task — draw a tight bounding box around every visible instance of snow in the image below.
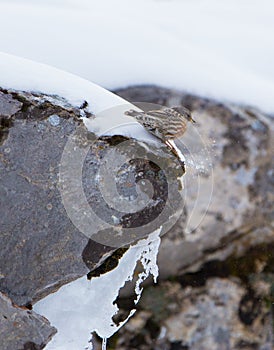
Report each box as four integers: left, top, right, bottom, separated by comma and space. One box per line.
0, 52, 163, 145
33, 229, 161, 350
83, 104, 159, 144
0, 52, 126, 114
0, 0, 274, 113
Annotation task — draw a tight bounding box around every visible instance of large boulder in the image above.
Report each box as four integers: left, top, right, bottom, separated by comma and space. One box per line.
110, 85, 274, 350
115, 85, 274, 278
0, 87, 184, 348
0, 89, 114, 307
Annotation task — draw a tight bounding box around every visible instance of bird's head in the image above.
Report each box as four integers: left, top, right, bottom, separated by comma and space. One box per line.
172, 106, 196, 123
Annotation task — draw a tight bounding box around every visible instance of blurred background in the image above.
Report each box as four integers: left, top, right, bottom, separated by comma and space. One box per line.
0, 0, 274, 111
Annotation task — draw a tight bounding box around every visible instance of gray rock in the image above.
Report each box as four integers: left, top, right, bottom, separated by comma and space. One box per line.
116, 278, 273, 350
115, 85, 274, 278
0, 87, 184, 348
162, 278, 272, 350
0, 91, 22, 117
0, 292, 56, 350
111, 85, 273, 350
0, 89, 116, 307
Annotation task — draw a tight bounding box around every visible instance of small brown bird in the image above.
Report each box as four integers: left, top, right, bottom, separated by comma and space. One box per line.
124, 106, 195, 150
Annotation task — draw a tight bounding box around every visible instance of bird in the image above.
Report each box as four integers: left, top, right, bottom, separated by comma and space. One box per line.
124, 106, 195, 156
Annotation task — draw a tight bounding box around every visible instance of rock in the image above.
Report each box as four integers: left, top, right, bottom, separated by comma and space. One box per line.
0, 89, 116, 307
113, 278, 273, 350
0, 91, 22, 117
112, 85, 273, 350
115, 85, 274, 278
163, 278, 272, 350
0, 292, 56, 350
0, 86, 184, 347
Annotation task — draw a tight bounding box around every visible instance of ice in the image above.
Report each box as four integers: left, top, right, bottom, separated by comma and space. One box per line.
34, 229, 161, 350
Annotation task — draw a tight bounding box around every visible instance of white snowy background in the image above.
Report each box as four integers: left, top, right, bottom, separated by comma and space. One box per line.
0, 0, 274, 113
0, 0, 273, 349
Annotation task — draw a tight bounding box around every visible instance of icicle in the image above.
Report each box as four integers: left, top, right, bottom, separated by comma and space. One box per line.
102, 337, 107, 350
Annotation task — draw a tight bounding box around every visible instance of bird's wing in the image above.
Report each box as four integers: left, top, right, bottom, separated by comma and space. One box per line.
125, 108, 169, 122
146, 109, 169, 120
125, 109, 167, 139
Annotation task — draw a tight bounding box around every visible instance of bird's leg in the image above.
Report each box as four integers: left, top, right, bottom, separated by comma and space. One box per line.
165, 140, 179, 157
165, 140, 186, 173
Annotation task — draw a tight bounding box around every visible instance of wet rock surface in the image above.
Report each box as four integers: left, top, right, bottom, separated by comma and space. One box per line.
0, 292, 56, 350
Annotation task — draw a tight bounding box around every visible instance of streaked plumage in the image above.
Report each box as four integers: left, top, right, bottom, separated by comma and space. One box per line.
124, 106, 195, 161
125, 106, 195, 144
